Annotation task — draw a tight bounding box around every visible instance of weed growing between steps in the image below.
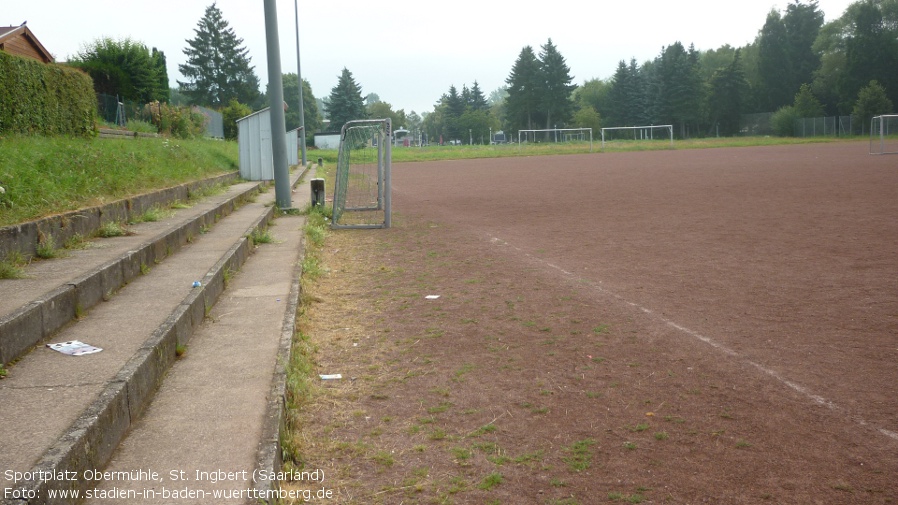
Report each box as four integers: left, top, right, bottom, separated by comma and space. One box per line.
35, 232, 62, 259
250, 228, 275, 246
0, 251, 26, 279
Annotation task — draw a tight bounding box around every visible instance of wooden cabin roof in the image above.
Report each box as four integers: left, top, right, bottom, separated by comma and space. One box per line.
0, 24, 54, 63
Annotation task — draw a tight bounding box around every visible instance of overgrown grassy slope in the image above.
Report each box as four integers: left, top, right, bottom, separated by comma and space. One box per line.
0, 136, 238, 226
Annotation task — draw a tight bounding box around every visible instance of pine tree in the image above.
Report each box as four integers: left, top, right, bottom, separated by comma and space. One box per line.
461, 85, 472, 109
326, 68, 366, 128
757, 9, 794, 111
707, 50, 750, 135
783, 0, 824, 91
178, 3, 260, 108
150, 48, 170, 103
444, 85, 465, 141
605, 57, 650, 127
649, 42, 703, 137
538, 38, 576, 131
606, 60, 633, 126
468, 81, 489, 111
505, 46, 542, 131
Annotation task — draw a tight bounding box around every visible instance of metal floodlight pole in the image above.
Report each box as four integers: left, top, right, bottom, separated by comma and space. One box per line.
294, 0, 307, 166
263, 0, 291, 209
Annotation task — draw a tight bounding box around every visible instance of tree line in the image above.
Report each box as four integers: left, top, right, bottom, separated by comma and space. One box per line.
69, 0, 895, 142
584, 0, 897, 137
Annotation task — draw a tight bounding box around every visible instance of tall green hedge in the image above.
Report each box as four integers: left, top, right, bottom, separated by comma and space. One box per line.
0, 51, 97, 136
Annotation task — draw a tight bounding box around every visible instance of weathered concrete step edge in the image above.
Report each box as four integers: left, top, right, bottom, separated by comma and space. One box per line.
1, 175, 304, 505
251, 225, 304, 504
0, 178, 264, 367
0, 172, 239, 261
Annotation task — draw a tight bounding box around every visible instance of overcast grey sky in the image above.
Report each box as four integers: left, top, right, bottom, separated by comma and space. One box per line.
5, 0, 856, 115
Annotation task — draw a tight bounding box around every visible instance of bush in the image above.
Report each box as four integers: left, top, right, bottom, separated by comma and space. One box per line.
0, 52, 97, 136
854, 80, 894, 128
221, 99, 252, 140
771, 105, 799, 137
144, 101, 207, 139
125, 119, 158, 133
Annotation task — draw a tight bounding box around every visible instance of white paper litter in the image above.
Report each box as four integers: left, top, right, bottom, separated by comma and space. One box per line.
47, 340, 103, 356
425, 295, 440, 300
319, 374, 342, 380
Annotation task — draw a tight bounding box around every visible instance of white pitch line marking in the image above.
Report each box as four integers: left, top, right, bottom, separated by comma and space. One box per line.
486, 233, 898, 443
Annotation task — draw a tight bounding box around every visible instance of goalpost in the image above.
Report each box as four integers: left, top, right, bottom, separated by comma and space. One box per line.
869, 114, 898, 155
601, 125, 674, 149
517, 128, 593, 152
332, 118, 392, 229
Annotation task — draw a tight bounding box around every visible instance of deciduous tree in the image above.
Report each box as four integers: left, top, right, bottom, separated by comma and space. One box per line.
842, 0, 898, 111
853, 80, 894, 127
793, 83, 825, 117
266, 73, 321, 144
71, 37, 169, 103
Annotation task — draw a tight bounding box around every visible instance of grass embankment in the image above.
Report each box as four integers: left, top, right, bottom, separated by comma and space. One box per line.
0, 135, 238, 227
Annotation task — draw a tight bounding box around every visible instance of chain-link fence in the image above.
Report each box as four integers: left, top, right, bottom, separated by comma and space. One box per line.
793, 116, 860, 137
96, 93, 146, 126
739, 112, 773, 136
194, 105, 224, 139
96, 93, 223, 138
740, 112, 863, 137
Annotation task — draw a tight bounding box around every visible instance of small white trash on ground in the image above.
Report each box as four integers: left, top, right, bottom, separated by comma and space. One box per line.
47, 341, 103, 356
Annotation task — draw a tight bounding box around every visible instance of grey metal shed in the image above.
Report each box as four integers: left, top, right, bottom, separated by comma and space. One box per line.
236, 107, 299, 181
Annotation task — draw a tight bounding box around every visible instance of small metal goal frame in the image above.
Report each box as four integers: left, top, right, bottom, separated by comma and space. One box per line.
332, 118, 392, 229
869, 114, 898, 155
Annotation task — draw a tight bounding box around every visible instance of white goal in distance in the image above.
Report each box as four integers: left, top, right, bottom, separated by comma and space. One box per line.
600, 125, 674, 149
517, 128, 593, 152
869, 114, 898, 155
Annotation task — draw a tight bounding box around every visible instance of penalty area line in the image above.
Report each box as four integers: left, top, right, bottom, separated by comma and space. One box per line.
486, 233, 898, 443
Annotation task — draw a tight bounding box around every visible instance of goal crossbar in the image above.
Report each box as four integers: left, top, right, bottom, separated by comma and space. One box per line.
601, 125, 673, 149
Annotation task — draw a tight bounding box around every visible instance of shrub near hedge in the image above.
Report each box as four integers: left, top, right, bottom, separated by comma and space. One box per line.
0, 51, 97, 136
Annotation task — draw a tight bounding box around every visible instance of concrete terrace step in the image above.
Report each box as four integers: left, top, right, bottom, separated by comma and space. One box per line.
83, 205, 307, 505
0, 168, 309, 505
1, 176, 260, 367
